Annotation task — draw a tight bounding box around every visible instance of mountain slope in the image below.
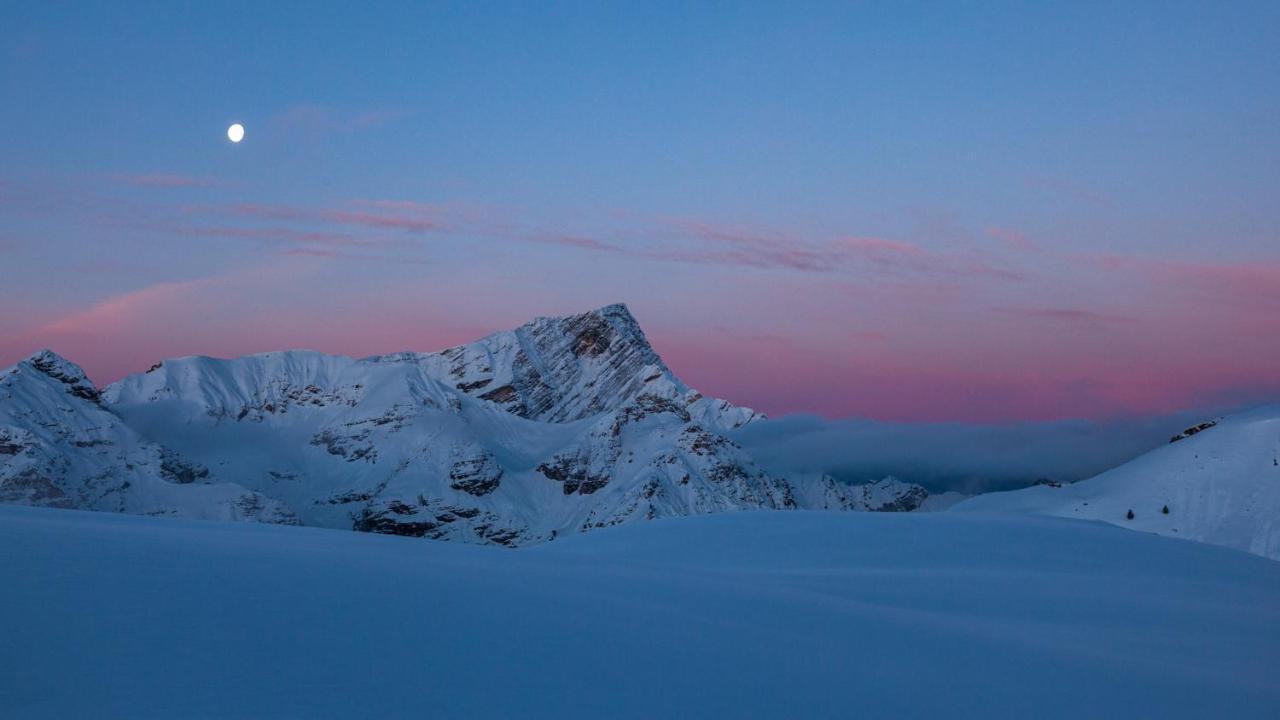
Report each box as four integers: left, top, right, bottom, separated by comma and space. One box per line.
956, 405, 1280, 559
4, 504, 1278, 719
375, 303, 762, 429
0, 351, 294, 523
1, 304, 929, 545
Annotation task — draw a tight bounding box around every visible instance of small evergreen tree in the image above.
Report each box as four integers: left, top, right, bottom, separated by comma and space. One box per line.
1126, 509, 1135, 520
1162, 505, 1169, 514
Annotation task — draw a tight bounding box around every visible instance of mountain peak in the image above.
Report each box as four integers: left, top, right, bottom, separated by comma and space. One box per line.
17, 350, 100, 403
422, 302, 682, 422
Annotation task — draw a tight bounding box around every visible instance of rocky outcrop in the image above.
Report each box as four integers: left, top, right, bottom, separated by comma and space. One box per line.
27, 350, 101, 403
449, 446, 503, 496
1170, 420, 1217, 443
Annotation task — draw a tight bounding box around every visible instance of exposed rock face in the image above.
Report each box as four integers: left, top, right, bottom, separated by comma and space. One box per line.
27, 350, 101, 403
449, 446, 504, 496
2, 304, 931, 546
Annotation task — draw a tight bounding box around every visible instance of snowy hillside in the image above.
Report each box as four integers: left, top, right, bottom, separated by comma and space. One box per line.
956, 405, 1280, 559
1, 305, 929, 545
0, 351, 293, 523
2, 504, 1278, 719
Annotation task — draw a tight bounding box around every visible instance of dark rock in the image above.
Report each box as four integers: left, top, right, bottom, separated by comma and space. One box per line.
353, 510, 439, 538
29, 352, 100, 403
1170, 421, 1218, 443
537, 454, 610, 495
159, 452, 210, 484
0, 469, 74, 508
310, 430, 377, 463
571, 316, 614, 357
448, 448, 503, 496
479, 384, 519, 404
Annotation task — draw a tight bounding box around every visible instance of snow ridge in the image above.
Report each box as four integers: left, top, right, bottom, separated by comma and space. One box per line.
0, 351, 295, 523
956, 405, 1280, 560
2, 304, 926, 546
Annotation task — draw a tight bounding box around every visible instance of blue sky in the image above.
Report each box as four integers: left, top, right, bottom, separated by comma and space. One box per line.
3, 2, 1278, 421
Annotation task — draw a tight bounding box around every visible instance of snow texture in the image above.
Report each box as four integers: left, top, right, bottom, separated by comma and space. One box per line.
1, 504, 1277, 719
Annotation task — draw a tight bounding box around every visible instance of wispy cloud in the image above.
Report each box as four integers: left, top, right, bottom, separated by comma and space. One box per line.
986, 225, 1036, 250
174, 224, 386, 249
996, 307, 1135, 325
533, 233, 627, 252
1088, 254, 1280, 309
649, 217, 1023, 281
226, 202, 444, 233
37, 278, 212, 336
112, 173, 214, 188
269, 104, 408, 138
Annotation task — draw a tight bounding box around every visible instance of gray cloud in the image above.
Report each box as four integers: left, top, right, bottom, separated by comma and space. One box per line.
731, 409, 1233, 495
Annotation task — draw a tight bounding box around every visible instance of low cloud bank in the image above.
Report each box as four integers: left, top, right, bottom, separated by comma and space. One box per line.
731, 408, 1236, 495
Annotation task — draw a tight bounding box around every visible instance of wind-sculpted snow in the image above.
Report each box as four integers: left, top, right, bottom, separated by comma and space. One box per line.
2, 305, 931, 545
957, 405, 1280, 560
3, 505, 1278, 718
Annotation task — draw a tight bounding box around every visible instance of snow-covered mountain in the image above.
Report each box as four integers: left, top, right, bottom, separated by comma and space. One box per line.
0, 351, 295, 523
1, 304, 930, 545
956, 405, 1280, 560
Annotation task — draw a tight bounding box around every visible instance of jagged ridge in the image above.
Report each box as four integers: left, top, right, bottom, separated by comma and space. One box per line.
2, 304, 930, 546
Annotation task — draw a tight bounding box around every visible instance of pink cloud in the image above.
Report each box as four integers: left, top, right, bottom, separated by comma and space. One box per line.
663, 218, 834, 272
1159, 260, 1280, 306
225, 203, 311, 221
995, 307, 1135, 326
1090, 254, 1280, 309
319, 209, 440, 233
836, 236, 928, 257
647, 218, 1022, 281
37, 278, 212, 337
225, 202, 444, 233
281, 247, 345, 259
985, 225, 1036, 250
536, 234, 625, 252
833, 235, 1023, 281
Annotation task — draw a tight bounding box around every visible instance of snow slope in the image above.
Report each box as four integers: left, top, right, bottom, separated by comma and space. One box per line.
956, 405, 1280, 559
0, 351, 294, 523
1, 305, 930, 545
1, 504, 1277, 719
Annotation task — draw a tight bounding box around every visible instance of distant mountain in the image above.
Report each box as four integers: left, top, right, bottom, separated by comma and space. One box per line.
1, 304, 930, 545
955, 406, 1280, 560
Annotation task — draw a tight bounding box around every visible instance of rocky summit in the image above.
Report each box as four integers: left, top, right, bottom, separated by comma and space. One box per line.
1, 304, 931, 546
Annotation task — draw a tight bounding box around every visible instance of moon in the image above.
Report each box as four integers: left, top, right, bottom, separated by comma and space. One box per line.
227, 123, 245, 143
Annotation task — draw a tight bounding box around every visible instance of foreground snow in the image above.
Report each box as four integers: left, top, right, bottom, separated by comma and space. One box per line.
957, 405, 1280, 560
2, 506, 1277, 718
